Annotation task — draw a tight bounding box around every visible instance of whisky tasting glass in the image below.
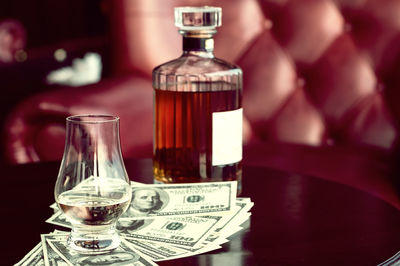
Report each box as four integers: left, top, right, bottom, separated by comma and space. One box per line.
54, 115, 132, 254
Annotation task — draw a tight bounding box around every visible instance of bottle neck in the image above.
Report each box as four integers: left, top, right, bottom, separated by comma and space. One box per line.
181, 30, 215, 57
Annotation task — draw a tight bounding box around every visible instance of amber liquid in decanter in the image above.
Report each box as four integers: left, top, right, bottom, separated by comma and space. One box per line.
152, 7, 243, 190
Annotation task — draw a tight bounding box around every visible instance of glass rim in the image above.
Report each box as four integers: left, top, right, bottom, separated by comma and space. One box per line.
66, 114, 120, 124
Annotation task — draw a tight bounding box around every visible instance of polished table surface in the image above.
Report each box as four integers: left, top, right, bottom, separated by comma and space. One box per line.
2, 158, 400, 265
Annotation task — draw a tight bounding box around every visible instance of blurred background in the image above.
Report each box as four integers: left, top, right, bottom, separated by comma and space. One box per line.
0, 0, 110, 162
2, 0, 400, 208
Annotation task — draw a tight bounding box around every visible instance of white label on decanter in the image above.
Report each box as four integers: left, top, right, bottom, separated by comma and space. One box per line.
212, 108, 243, 166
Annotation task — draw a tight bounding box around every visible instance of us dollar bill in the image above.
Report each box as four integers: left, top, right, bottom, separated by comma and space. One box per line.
122, 199, 254, 261
46, 211, 71, 229
123, 181, 237, 219
14, 242, 44, 266
121, 215, 222, 248
46, 198, 253, 250
123, 238, 221, 261
51, 181, 237, 220
211, 199, 254, 239
41, 234, 69, 266
41, 233, 157, 266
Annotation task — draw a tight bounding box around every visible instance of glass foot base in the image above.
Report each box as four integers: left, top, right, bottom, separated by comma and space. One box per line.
67, 226, 121, 254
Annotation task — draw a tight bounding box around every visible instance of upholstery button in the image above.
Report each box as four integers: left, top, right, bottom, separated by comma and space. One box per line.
326, 138, 335, 146
297, 78, 305, 88
344, 23, 352, 32
264, 19, 273, 30
14, 49, 27, 62
376, 83, 384, 93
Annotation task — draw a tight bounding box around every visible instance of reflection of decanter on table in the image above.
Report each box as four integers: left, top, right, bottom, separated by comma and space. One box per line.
153, 7, 243, 190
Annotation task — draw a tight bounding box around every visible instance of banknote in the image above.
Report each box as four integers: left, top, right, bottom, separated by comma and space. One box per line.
188, 199, 253, 246
41, 234, 70, 266
45, 210, 250, 261
49, 203, 58, 213
51, 181, 237, 220
214, 200, 254, 237
124, 238, 221, 261
122, 181, 238, 219
150, 201, 253, 261
39, 184, 252, 264
213, 200, 252, 233
41, 233, 157, 266
379, 250, 400, 266
17, 179, 253, 265
46, 211, 71, 229
14, 242, 44, 266
121, 200, 253, 259
121, 215, 222, 248
46, 199, 253, 250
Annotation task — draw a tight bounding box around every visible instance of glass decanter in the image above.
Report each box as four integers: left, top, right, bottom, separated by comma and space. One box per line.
153, 6, 243, 190
54, 115, 132, 254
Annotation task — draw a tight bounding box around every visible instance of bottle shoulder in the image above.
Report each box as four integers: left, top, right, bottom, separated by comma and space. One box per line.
152, 54, 242, 92
152, 54, 242, 77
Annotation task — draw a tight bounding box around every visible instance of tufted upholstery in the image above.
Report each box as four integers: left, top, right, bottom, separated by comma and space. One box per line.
108, 0, 400, 149
3, 0, 400, 207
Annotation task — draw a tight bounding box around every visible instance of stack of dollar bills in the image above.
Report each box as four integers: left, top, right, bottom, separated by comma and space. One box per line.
15, 181, 253, 265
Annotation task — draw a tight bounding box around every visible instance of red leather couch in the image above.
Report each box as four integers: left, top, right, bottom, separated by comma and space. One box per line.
3, 0, 400, 208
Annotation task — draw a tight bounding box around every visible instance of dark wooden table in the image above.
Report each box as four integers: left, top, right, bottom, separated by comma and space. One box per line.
2, 158, 400, 265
